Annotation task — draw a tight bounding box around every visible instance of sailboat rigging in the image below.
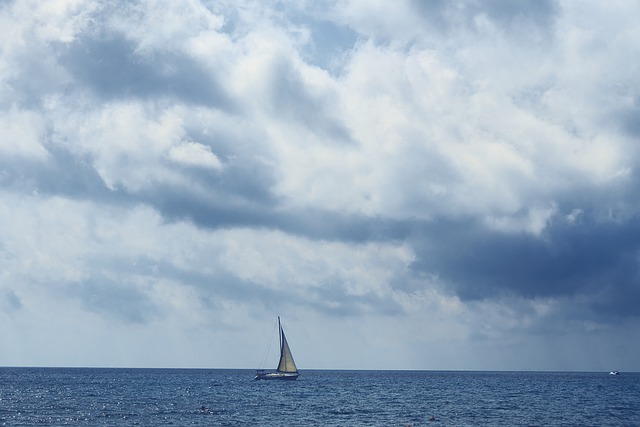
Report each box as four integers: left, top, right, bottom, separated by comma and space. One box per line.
254, 317, 300, 380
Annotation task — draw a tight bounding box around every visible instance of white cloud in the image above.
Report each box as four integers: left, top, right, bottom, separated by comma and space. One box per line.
219, 228, 415, 300
1, 0, 640, 371
167, 141, 223, 170
484, 204, 557, 236
50, 102, 193, 191
0, 107, 49, 160
0, 0, 96, 48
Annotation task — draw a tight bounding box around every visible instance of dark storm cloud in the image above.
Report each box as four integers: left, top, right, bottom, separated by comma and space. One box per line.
409, 210, 640, 319
139, 174, 409, 243
58, 34, 235, 110
139, 182, 275, 229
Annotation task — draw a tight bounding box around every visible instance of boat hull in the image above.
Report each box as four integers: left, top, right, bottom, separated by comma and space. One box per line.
254, 371, 299, 381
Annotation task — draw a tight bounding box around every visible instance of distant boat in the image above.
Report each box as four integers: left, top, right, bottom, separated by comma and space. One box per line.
609, 371, 620, 375
254, 317, 299, 380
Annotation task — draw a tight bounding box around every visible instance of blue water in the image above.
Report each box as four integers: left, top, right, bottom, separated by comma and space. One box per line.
0, 368, 638, 426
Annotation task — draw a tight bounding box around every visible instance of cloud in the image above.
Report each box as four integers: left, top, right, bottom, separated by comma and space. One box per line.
167, 141, 223, 170
0, 107, 48, 160
1, 0, 639, 370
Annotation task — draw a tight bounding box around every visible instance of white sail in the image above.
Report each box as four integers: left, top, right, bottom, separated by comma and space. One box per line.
276, 327, 298, 373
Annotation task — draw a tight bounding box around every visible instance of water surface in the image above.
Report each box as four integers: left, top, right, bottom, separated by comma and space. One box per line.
0, 368, 637, 426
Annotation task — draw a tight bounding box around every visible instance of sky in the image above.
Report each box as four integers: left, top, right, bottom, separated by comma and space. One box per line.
0, 0, 639, 372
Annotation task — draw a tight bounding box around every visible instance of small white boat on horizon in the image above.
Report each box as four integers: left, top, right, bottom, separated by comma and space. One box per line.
609, 371, 619, 375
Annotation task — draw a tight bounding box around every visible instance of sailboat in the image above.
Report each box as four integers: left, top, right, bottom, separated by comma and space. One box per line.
254, 317, 300, 380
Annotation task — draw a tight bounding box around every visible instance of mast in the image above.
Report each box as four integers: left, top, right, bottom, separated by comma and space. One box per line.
278, 316, 282, 355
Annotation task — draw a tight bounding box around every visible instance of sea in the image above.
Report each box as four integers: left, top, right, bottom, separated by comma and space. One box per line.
0, 368, 638, 426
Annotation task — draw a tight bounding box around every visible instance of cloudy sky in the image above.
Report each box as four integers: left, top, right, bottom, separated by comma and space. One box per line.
1, 0, 639, 372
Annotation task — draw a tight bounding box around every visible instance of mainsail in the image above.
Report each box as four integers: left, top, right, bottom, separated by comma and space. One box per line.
276, 321, 298, 373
